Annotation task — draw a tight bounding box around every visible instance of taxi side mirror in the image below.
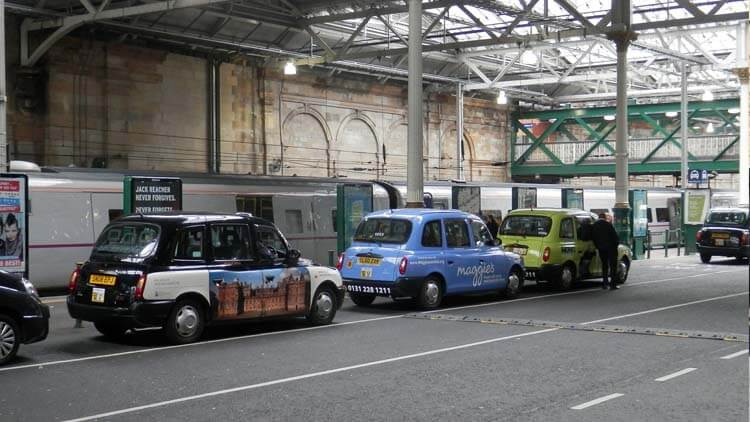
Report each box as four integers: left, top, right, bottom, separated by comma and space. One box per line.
285, 248, 301, 266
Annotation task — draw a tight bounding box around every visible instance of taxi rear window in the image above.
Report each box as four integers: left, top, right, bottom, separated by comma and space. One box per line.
354, 218, 412, 244
499, 215, 552, 237
92, 223, 160, 260
706, 212, 748, 225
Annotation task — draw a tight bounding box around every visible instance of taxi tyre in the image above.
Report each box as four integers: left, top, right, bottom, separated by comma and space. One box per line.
417, 276, 443, 309
165, 299, 205, 345
308, 286, 337, 325
349, 292, 376, 307
94, 321, 129, 339
554, 264, 575, 290
504, 268, 523, 299
0, 314, 20, 365
700, 253, 712, 264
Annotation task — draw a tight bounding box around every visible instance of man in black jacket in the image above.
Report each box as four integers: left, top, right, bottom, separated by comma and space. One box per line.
592, 212, 620, 290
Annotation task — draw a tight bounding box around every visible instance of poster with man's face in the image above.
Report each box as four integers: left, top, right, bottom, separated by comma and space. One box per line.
0, 176, 27, 274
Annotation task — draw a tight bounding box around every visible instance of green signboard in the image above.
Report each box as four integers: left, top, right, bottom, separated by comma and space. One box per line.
336, 183, 373, 253
561, 188, 584, 210
123, 176, 183, 214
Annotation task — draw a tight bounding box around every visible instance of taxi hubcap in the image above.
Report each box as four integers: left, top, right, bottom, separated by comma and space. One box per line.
315, 292, 333, 319
0, 321, 16, 358
619, 262, 628, 280
424, 281, 440, 305
562, 268, 573, 286
507, 274, 520, 293
175, 305, 199, 337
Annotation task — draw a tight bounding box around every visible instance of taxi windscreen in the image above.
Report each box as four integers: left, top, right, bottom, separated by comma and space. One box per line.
353, 218, 412, 244
705, 211, 748, 226
499, 215, 552, 237
92, 223, 161, 260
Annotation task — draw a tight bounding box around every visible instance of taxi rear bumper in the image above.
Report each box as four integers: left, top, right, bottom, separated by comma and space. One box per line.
342, 277, 424, 298
696, 244, 750, 258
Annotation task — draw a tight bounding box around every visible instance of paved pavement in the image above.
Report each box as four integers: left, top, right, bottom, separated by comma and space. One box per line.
2, 255, 747, 421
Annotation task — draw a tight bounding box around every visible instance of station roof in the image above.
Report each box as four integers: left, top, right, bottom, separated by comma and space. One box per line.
8, 0, 748, 109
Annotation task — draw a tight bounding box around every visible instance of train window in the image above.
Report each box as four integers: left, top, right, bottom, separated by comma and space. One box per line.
285, 210, 304, 234
173, 226, 205, 260
656, 208, 669, 222
590, 208, 609, 216
236, 196, 274, 222
647, 208, 653, 223
210, 225, 251, 261
108, 209, 123, 222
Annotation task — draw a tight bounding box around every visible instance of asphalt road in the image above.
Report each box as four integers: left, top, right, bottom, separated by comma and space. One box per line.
1, 255, 747, 421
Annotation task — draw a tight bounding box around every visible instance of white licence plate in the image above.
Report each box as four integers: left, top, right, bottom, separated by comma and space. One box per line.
714, 239, 724, 246
360, 268, 373, 278
91, 287, 105, 303
512, 247, 527, 255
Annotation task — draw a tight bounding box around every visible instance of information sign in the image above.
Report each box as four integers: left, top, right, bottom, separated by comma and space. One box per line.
684, 189, 710, 225
687, 168, 709, 185
124, 177, 183, 214
512, 187, 537, 209
0, 174, 29, 276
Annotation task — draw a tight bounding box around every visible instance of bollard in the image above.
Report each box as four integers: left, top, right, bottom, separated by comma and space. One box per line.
647, 231, 651, 259
664, 230, 668, 257
328, 250, 335, 267
74, 319, 83, 328
677, 229, 681, 256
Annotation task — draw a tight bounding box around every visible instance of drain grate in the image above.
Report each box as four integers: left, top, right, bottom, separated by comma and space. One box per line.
405, 313, 748, 343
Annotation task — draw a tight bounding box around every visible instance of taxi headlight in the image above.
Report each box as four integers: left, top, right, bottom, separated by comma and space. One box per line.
22, 277, 40, 299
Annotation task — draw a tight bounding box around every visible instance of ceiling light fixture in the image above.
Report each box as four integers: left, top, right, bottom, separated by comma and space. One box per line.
701, 89, 714, 102
284, 61, 297, 75
706, 122, 715, 133
728, 107, 740, 114
496, 90, 508, 105
603, 115, 615, 121
665, 111, 678, 118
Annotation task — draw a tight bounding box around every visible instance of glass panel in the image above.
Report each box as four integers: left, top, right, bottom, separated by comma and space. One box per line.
421, 220, 443, 247
174, 226, 204, 260
560, 218, 574, 240
470, 220, 493, 246
255, 225, 289, 259
92, 223, 160, 260
211, 225, 251, 261
353, 218, 412, 244
499, 215, 552, 237
445, 219, 470, 248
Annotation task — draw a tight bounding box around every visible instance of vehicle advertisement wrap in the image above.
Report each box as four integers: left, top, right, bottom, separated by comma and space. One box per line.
0, 175, 28, 275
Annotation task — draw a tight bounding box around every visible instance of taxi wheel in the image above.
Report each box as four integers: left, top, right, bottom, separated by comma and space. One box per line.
617, 259, 630, 284
417, 277, 443, 309
308, 286, 337, 325
165, 299, 205, 344
555, 265, 575, 290
94, 322, 128, 339
349, 292, 376, 307
504, 269, 523, 299
0, 314, 20, 365
700, 254, 711, 264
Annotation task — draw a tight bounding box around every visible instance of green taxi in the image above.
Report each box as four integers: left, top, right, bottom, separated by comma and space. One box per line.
497, 209, 631, 289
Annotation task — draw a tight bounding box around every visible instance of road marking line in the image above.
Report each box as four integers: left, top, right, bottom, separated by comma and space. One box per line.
654, 368, 697, 382
570, 393, 624, 410
580, 292, 747, 325
720, 349, 748, 360
12, 269, 746, 373
0, 314, 404, 373
42, 296, 67, 304
62, 327, 560, 422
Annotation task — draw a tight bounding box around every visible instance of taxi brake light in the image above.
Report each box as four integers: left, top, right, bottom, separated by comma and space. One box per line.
742, 232, 749, 245
68, 268, 80, 294
336, 253, 345, 271
135, 274, 147, 300
696, 230, 703, 242
542, 247, 551, 263
399, 256, 408, 275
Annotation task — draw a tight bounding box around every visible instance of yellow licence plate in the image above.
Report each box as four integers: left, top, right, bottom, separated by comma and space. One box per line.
712, 233, 730, 239
358, 257, 381, 265
89, 274, 116, 286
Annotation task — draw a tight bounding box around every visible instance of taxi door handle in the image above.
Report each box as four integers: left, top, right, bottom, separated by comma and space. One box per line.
447, 260, 455, 265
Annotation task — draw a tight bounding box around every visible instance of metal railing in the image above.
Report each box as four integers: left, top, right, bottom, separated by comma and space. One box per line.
646, 228, 683, 258
514, 135, 738, 164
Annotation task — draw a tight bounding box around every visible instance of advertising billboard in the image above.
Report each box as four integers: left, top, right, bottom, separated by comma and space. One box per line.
0, 175, 28, 276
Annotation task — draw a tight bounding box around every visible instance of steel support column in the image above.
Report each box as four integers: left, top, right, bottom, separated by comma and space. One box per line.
680, 63, 689, 188
406, 0, 423, 207
739, 22, 749, 206
456, 83, 464, 180
207, 59, 220, 174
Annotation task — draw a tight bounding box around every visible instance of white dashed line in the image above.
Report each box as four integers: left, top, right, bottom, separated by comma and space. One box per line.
570, 393, 625, 410
62, 327, 560, 422
720, 349, 748, 360
654, 368, 698, 382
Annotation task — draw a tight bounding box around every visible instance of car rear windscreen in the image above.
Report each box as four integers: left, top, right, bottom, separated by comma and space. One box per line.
353, 218, 412, 244
500, 215, 552, 237
706, 212, 748, 226
92, 223, 161, 260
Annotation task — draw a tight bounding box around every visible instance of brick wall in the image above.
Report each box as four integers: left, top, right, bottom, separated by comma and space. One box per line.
8, 37, 511, 182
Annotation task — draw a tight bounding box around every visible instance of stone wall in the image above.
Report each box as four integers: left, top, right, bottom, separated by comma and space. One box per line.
7, 36, 511, 182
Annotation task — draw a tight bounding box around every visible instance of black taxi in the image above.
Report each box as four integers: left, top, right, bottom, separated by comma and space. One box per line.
0, 271, 49, 365
67, 213, 344, 344
696, 207, 750, 263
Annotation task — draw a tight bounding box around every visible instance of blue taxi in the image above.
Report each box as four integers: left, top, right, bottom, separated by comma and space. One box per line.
337, 209, 525, 309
